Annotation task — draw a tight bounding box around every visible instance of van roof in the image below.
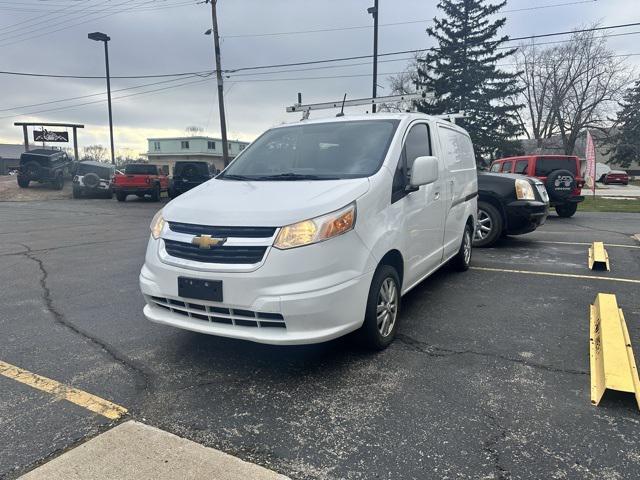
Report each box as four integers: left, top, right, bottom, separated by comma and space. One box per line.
494, 154, 580, 162
274, 112, 470, 135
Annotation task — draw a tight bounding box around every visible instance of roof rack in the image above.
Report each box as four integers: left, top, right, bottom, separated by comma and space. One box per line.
286, 93, 432, 120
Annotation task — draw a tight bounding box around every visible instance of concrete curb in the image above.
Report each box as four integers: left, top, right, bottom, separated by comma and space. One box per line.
20, 421, 290, 480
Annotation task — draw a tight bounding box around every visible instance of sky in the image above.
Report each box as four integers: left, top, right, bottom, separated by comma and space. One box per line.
0, 0, 639, 157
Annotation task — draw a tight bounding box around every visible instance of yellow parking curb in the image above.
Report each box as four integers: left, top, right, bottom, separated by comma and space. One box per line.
0, 360, 127, 420
589, 294, 640, 410
588, 241, 610, 271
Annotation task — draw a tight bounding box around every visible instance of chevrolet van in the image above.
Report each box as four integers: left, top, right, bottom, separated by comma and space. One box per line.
140, 113, 478, 349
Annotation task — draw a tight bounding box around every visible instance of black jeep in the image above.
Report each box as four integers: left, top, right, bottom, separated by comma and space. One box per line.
72, 161, 115, 199
168, 161, 213, 199
17, 149, 72, 190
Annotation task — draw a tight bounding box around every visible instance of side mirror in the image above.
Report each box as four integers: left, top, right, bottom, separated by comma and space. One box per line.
409, 156, 439, 187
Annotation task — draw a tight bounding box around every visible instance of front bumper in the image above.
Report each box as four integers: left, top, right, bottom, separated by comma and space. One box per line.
504, 200, 548, 235
139, 232, 377, 345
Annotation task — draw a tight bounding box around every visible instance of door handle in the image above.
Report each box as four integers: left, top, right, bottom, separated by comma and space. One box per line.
434, 191, 441, 200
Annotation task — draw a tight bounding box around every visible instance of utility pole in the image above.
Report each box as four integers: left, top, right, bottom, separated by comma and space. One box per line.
368, 0, 379, 113
207, 0, 229, 166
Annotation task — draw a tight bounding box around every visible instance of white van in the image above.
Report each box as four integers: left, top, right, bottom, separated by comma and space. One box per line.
140, 113, 478, 349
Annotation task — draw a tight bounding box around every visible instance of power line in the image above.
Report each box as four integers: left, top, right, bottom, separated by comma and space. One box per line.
1, 22, 638, 80
0, 0, 177, 47
220, 0, 599, 39
0, 73, 212, 112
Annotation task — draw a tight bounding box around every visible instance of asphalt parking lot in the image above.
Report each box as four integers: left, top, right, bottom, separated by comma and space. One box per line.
1, 198, 639, 479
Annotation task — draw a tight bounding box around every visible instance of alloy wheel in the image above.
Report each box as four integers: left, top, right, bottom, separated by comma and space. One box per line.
463, 230, 472, 265
475, 209, 492, 241
377, 277, 398, 337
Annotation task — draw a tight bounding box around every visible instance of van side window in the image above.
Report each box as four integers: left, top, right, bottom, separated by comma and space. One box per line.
392, 123, 432, 204
515, 160, 528, 174
490, 163, 501, 172
501, 161, 513, 173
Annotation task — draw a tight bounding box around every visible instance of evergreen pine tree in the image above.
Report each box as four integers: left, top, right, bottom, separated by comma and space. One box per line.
416, 0, 522, 164
608, 79, 640, 169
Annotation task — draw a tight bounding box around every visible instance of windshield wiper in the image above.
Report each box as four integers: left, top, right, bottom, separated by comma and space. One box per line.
252, 173, 339, 181
218, 174, 253, 181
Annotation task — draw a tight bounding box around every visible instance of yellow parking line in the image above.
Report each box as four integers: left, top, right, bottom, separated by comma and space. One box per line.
536, 240, 640, 249
470, 266, 640, 285
0, 360, 127, 420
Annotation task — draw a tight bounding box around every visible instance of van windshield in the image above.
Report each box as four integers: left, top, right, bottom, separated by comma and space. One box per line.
219, 120, 400, 180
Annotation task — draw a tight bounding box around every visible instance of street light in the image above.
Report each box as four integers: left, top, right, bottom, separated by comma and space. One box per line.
88, 31, 115, 165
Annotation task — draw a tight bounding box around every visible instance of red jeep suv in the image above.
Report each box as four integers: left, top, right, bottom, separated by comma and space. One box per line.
490, 155, 584, 217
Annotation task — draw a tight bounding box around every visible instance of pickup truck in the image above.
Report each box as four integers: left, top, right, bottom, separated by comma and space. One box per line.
114, 164, 168, 202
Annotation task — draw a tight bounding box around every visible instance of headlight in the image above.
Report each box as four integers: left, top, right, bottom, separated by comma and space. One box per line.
150, 210, 165, 239
515, 179, 535, 200
274, 203, 356, 250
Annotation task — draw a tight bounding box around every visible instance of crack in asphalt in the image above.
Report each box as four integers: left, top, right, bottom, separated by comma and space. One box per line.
0, 236, 149, 258
17, 243, 154, 391
483, 430, 510, 479
395, 334, 588, 376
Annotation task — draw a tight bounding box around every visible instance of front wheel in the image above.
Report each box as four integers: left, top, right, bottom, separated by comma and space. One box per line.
72, 186, 82, 198
54, 175, 64, 190
555, 203, 577, 218
473, 201, 503, 247
452, 224, 473, 271
358, 265, 401, 350
17, 177, 29, 188
116, 191, 127, 202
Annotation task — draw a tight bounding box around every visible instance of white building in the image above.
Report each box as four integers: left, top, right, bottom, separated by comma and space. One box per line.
144, 136, 250, 175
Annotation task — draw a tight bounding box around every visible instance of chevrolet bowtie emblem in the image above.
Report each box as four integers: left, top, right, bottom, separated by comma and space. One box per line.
191, 235, 227, 249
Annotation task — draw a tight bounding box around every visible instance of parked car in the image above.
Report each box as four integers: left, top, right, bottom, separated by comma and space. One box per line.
474, 172, 549, 247
602, 170, 629, 185
140, 113, 478, 349
490, 155, 584, 217
16, 149, 71, 190
113, 164, 168, 202
168, 161, 213, 199
72, 161, 115, 198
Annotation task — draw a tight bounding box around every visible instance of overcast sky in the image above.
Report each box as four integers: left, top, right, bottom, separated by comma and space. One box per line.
0, 0, 639, 157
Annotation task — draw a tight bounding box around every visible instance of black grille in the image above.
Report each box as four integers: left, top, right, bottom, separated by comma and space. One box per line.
168, 222, 276, 238
149, 296, 286, 329
164, 239, 267, 264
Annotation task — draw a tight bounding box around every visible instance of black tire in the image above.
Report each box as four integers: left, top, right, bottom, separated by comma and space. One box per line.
358, 265, 401, 350
23, 161, 40, 179
452, 223, 473, 271
116, 191, 127, 202
104, 188, 113, 199
72, 186, 82, 198
473, 201, 503, 247
151, 184, 161, 202
53, 173, 64, 190
17, 177, 29, 188
555, 203, 577, 218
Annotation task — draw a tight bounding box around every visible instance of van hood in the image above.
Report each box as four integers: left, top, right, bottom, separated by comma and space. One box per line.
163, 178, 370, 227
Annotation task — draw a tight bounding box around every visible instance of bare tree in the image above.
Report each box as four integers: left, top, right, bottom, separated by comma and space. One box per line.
516, 26, 631, 154
379, 56, 420, 112
82, 144, 108, 162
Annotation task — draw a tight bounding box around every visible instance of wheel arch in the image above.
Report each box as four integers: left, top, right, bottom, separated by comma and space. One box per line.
478, 193, 507, 228
378, 249, 404, 289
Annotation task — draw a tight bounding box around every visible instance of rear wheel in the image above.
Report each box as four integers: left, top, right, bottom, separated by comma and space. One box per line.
359, 265, 401, 350
555, 203, 577, 218
17, 177, 29, 188
116, 191, 127, 202
473, 201, 502, 247
151, 184, 161, 202
452, 223, 473, 271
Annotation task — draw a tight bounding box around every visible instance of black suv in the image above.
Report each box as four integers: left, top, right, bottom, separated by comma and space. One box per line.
72, 161, 116, 198
168, 161, 213, 199
17, 149, 72, 190
474, 172, 549, 247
